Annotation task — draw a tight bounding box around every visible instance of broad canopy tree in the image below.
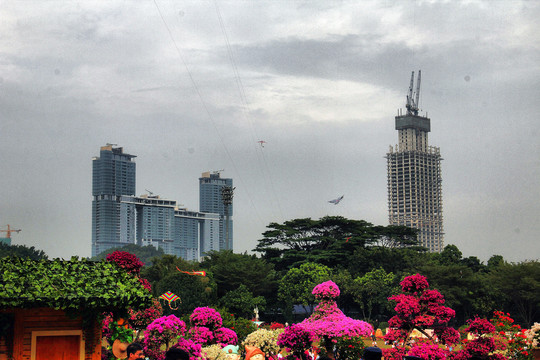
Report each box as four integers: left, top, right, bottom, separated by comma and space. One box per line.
254, 216, 418, 271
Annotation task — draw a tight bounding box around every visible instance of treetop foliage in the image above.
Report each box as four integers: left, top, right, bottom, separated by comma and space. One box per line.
0, 242, 48, 260
254, 216, 419, 271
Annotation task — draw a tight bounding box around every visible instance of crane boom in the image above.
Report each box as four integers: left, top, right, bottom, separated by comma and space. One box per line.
415, 70, 421, 113
405, 70, 421, 116
1, 224, 21, 239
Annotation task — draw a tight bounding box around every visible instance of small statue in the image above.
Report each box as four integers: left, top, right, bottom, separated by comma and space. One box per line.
245, 345, 265, 360
254, 306, 259, 321
222, 345, 241, 360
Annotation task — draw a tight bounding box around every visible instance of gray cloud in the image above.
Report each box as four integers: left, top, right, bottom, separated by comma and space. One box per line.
1, 0, 539, 262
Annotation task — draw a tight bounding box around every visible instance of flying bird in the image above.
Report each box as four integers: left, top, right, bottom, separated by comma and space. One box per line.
328, 195, 344, 205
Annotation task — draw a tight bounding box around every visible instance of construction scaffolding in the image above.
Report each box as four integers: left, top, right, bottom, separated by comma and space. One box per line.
386, 72, 444, 252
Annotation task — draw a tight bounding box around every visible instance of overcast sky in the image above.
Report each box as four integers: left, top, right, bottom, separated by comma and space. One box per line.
1, 1, 539, 262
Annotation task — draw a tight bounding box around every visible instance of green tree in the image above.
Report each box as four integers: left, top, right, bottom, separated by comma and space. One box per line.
488, 261, 540, 326
140, 254, 196, 293
0, 243, 48, 260
199, 250, 277, 298
487, 254, 505, 269
439, 244, 462, 265
255, 216, 419, 271
92, 244, 164, 266
278, 262, 332, 320
154, 271, 217, 315
218, 284, 266, 319
350, 267, 396, 324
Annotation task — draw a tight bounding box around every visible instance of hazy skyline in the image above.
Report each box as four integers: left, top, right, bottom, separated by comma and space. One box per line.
1, 1, 539, 262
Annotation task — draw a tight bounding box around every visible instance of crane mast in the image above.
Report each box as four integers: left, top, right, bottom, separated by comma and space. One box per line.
406, 70, 422, 116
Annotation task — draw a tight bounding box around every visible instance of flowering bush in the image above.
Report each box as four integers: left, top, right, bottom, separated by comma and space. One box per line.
333, 336, 365, 360
468, 317, 496, 335
312, 280, 340, 300
400, 273, 429, 293
188, 326, 215, 345
383, 274, 458, 360
277, 324, 315, 360
450, 312, 528, 360
173, 338, 202, 360
105, 251, 144, 275
301, 282, 373, 339
200, 344, 223, 360
243, 328, 284, 358
128, 298, 163, 330
143, 315, 186, 360
383, 346, 407, 360
526, 322, 540, 348
384, 274, 456, 345
214, 326, 238, 346
406, 343, 449, 360
489, 311, 533, 360
190, 307, 223, 329
270, 322, 285, 329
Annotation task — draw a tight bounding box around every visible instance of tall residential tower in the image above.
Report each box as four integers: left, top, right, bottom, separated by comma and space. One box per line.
199, 171, 233, 251
386, 71, 444, 252
92, 145, 137, 257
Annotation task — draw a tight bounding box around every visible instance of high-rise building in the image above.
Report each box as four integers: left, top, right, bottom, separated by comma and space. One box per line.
92, 145, 136, 257
199, 171, 233, 251
92, 145, 220, 260
386, 71, 444, 252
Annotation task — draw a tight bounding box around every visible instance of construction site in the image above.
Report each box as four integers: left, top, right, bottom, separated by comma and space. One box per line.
386, 71, 444, 252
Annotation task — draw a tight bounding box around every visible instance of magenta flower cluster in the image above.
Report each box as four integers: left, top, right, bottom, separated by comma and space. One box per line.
144, 315, 187, 360
190, 306, 223, 329
188, 326, 214, 344
399, 273, 429, 293
406, 343, 449, 360
214, 326, 238, 346
277, 324, 315, 357
105, 250, 144, 275
174, 338, 202, 360
146, 314, 186, 335
301, 281, 373, 339
466, 317, 496, 335
312, 280, 340, 300
384, 274, 458, 348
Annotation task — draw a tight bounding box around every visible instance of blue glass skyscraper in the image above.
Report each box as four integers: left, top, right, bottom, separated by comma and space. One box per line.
92, 145, 136, 257
199, 171, 233, 251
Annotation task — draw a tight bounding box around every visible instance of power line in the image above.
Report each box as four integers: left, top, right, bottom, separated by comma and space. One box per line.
152, 0, 265, 227
213, 0, 285, 221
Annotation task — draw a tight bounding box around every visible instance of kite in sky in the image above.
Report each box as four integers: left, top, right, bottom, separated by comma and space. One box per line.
159, 291, 180, 310
176, 267, 207, 277
328, 195, 344, 205
257, 140, 267, 148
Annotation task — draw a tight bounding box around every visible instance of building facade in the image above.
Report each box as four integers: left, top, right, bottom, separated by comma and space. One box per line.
92, 145, 137, 257
92, 145, 220, 259
386, 72, 444, 252
199, 171, 233, 251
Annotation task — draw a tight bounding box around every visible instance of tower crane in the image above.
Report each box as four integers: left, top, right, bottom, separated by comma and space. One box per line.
1, 224, 21, 238
406, 70, 421, 116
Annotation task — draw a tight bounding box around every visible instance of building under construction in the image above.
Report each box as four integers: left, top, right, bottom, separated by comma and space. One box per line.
386, 71, 444, 252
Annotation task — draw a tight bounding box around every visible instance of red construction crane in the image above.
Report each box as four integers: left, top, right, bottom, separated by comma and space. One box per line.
1, 224, 21, 238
